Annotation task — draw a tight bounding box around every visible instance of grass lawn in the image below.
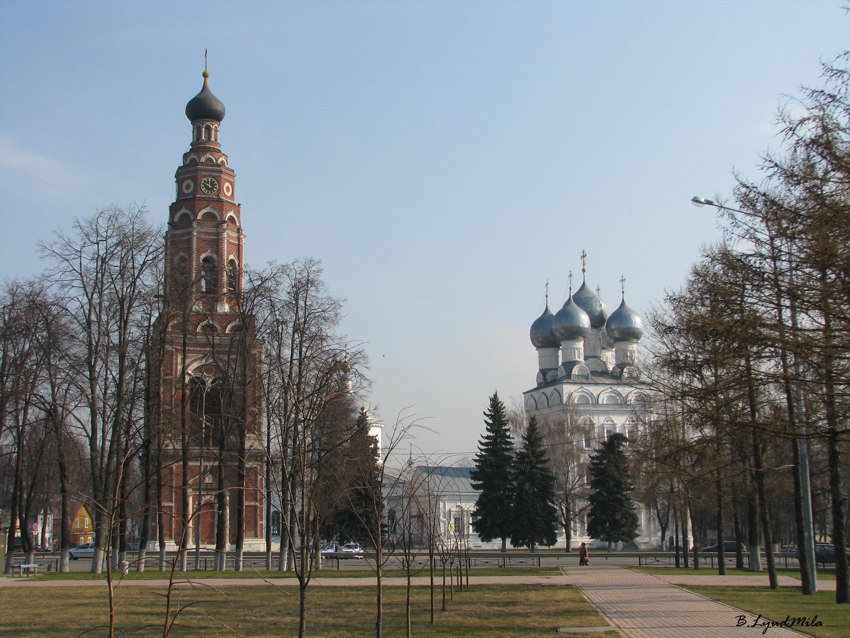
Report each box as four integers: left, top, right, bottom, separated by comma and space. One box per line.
686, 586, 849, 638
632, 566, 837, 580
0, 583, 611, 637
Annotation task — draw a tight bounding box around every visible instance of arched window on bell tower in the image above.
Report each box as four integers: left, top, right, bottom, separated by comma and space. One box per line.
189, 375, 224, 447
201, 255, 218, 294
227, 259, 238, 296
172, 254, 190, 296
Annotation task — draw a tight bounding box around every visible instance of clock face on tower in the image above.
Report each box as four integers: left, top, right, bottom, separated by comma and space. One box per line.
200, 177, 219, 195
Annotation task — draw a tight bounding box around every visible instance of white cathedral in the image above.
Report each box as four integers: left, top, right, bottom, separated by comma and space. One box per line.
523, 258, 662, 549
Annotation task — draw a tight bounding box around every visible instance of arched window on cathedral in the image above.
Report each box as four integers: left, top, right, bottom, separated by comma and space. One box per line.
582, 418, 594, 449
201, 255, 218, 294
227, 259, 238, 295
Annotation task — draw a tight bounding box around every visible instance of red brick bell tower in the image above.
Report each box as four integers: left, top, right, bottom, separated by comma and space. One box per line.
149, 69, 264, 554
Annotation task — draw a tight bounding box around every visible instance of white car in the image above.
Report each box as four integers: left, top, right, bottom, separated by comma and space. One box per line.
69, 543, 96, 560
339, 542, 363, 558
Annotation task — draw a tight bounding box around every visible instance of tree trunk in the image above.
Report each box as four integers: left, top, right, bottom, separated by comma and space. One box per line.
654, 495, 669, 553
178, 323, 190, 573
429, 536, 436, 624
680, 496, 689, 569
733, 505, 744, 570
406, 566, 412, 638
688, 499, 699, 570
826, 414, 849, 603
215, 440, 227, 571
744, 347, 775, 586
791, 437, 813, 593
752, 428, 777, 588
298, 583, 307, 638
746, 486, 762, 572
673, 504, 680, 568
157, 445, 166, 572
715, 437, 726, 575
235, 425, 246, 572
819, 299, 848, 603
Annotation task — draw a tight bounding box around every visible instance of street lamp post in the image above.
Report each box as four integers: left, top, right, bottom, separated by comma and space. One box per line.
692, 195, 817, 592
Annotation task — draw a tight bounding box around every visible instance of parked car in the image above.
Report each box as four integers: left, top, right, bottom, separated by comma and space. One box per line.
339, 542, 363, 558
700, 541, 747, 554
813, 543, 850, 563
321, 543, 338, 555
69, 542, 97, 560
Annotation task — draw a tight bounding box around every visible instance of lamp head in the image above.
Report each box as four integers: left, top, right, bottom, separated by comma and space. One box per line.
691, 196, 717, 207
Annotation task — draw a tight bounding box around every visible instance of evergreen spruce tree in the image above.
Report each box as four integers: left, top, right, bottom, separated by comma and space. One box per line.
470, 392, 515, 552
587, 432, 639, 548
510, 416, 558, 552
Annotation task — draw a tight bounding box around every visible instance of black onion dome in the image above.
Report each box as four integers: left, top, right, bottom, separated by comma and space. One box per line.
606, 298, 644, 342
530, 305, 559, 348
553, 297, 591, 341
186, 71, 226, 122
572, 282, 608, 329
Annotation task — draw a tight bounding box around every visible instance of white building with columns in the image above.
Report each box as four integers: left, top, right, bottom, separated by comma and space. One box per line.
522, 262, 661, 549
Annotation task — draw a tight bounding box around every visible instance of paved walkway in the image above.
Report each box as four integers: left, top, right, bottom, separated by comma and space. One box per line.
565, 564, 818, 637
0, 566, 831, 637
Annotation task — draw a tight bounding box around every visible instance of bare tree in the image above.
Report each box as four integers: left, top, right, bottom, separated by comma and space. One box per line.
29, 282, 82, 572
1, 280, 54, 572
538, 408, 591, 552
40, 206, 161, 573
258, 258, 367, 637
353, 410, 420, 638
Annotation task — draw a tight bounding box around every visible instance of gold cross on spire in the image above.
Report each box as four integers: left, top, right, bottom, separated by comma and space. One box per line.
619, 275, 626, 299
580, 250, 587, 280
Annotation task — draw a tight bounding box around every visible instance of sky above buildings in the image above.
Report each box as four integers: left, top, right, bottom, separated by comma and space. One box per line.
1, 1, 848, 461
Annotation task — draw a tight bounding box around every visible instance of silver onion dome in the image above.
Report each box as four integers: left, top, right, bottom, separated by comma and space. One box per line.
572, 282, 608, 329
606, 299, 644, 342
553, 297, 591, 341
530, 305, 559, 348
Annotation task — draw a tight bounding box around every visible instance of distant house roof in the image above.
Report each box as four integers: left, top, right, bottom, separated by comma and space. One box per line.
415, 466, 475, 497
417, 466, 471, 480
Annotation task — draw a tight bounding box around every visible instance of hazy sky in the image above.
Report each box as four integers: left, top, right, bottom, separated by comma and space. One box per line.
1, 1, 847, 461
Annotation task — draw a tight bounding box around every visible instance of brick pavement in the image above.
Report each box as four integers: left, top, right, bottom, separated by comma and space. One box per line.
565, 564, 817, 637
